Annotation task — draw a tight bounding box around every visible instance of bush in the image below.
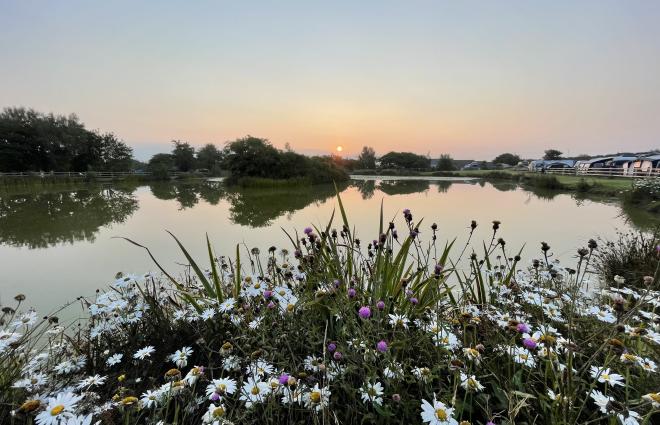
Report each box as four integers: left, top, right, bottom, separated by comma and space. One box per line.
594, 230, 660, 289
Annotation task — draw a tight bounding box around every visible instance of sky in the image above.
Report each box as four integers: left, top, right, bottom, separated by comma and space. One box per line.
1, 1, 659, 160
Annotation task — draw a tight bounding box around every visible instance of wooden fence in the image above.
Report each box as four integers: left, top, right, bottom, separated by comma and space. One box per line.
0, 171, 189, 180
541, 167, 660, 178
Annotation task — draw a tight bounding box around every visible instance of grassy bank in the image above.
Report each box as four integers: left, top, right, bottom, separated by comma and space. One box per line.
2, 192, 659, 424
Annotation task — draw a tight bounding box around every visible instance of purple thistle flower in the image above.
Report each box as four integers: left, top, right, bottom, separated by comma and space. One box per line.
267, 301, 275, 309
403, 208, 410, 215
434, 264, 443, 275
263, 290, 273, 299
304, 227, 313, 235
333, 279, 341, 288
516, 323, 530, 333
278, 373, 290, 385
210, 392, 220, 402
333, 351, 343, 360
486, 422, 496, 425
327, 343, 337, 352
358, 306, 371, 319
348, 288, 356, 298
522, 338, 537, 350
376, 300, 385, 311
376, 340, 388, 352
409, 297, 419, 305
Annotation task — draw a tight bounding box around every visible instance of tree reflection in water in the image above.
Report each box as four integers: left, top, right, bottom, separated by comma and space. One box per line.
0, 187, 138, 248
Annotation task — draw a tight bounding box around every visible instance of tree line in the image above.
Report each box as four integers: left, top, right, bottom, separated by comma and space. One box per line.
0, 107, 133, 172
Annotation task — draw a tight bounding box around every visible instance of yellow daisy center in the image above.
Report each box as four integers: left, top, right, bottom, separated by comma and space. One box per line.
251, 386, 260, 395
216, 383, 226, 393
310, 391, 321, 403
50, 405, 65, 416
435, 408, 448, 420
213, 407, 225, 417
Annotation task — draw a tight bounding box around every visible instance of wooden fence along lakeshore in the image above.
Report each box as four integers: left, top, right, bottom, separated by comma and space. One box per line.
541, 167, 660, 178
0, 171, 190, 182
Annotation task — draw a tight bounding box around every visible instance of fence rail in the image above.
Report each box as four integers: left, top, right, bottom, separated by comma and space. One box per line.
540, 167, 660, 178
0, 171, 191, 179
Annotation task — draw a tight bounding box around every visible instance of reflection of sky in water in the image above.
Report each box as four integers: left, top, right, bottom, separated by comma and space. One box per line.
0, 180, 643, 315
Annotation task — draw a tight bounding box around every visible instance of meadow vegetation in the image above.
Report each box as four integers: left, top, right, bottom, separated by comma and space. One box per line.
1, 192, 659, 424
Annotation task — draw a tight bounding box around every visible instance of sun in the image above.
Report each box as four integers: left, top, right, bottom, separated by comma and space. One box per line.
336, 145, 343, 153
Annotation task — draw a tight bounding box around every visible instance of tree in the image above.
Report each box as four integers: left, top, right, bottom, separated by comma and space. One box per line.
0, 107, 134, 172
357, 146, 377, 169
379, 152, 430, 169
196, 143, 223, 174
222, 136, 349, 184
147, 153, 175, 179
543, 149, 563, 160
171, 140, 196, 172
435, 154, 456, 171
493, 153, 521, 166
99, 133, 133, 171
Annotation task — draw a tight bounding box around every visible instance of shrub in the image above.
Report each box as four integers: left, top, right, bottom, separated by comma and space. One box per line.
594, 230, 660, 289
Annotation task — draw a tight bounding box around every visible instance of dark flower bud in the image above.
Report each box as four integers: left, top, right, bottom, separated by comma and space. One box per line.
492, 220, 501, 230
541, 242, 550, 252
588, 239, 597, 249
431, 223, 437, 231
470, 220, 477, 230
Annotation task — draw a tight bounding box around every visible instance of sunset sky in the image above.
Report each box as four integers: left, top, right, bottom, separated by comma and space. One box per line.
2, 1, 659, 160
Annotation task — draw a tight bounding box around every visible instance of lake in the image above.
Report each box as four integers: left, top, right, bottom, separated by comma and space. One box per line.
0, 177, 651, 316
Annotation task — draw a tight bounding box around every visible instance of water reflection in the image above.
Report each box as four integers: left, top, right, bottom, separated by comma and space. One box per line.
0, 187, 138, 248
0, 179, 656, 250
223, 183, 344, 227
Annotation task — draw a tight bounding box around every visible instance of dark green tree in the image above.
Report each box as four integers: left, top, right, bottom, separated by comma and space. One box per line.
357, 146, 377, 169
543, 149, 563, 160
493, 153, 521, 166
147, 153, 175, 179
171, 140, 196, 172
435, 154, 456, 171
196, 143, 223, 175
379, 151, 430, 169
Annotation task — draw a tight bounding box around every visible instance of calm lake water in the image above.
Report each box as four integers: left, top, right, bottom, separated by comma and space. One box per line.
0, 177, 653, 316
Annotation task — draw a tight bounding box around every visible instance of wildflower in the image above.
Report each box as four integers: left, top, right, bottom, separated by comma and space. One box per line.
358, 306, 371, 319
412, 366, 433, 382
420, 398, 458, 425
617, 410, 641, 425
348, 288, 357, 298
511, 347, 536, 368
120, 396, 139, 407
327, 343, 336, 352
463, 347, 481, 364
218, 298, 236, 313
433, 329, 461, 351
278, 374, 290, 386
409, 297, 419, 305
516, 323, 530, 333
460, 372, 484, 392
304, 356, 323, 373
384, 362, 404, 380
377, 300, 385, 310
388, 313, 409, 329
333, 351, 343, 360
76, 374, 106, 389
240, 377, 269, 408
304, 383, 331, 411
206, 378, 238, 399
590, 389, 614, 414
590, 366, 624, 387
140, 390, 160, 408
360, 381, 384, 406
170, 346, 193, 368
249, 359, 275, 377
642, 392, 660, 408
202, 403, 227, 424
184, 366, 204, 385
522, 338, 537, 350
35, 392, 82, 425
637, 357, 657, 373
133, 346, 155, 360
547, 389, 561, 402
106, 353, 123, 367
376, 340, 388, 352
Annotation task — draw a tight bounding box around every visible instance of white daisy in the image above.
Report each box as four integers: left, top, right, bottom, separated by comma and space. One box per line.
359, 381, 384, 406
35, 392, 82, 425
205, 378, 238, 399
420, 398, 458, 425
133, 346, 155, 360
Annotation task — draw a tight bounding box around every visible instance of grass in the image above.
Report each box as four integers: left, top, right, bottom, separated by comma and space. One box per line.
2, 191, 659, 424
